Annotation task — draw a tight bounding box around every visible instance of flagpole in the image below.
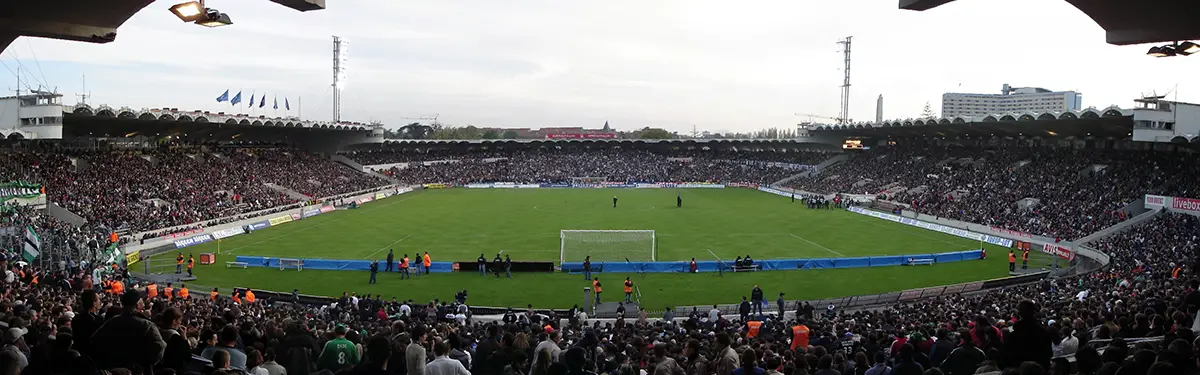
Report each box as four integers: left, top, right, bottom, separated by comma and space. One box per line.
299, 96, 303, 120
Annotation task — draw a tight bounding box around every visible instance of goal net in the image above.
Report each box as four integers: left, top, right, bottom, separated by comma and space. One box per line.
279, 258, 303, 271
560, 230, 656, 263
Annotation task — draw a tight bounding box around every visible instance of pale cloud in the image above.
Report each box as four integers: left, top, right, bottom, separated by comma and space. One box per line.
1, 0, 1195, 133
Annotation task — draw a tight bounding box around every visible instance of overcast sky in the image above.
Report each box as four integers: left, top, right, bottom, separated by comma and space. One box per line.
1, 0, 1195, 134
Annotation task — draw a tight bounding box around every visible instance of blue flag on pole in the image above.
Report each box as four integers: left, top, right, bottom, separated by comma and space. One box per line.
259, 94, 266, 108
216, 90, 229, 102
273, 97, 278, 110
248, 93, 255, 107
230, 91, 242, 105
285, 97, 290, 111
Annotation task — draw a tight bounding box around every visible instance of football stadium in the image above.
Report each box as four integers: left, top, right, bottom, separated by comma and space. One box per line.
1, 1, 1199, 375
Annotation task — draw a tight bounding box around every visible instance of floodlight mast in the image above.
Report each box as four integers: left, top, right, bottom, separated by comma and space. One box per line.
332, 36, 349, 122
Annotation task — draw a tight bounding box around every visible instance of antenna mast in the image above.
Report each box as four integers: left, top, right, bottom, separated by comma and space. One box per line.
837, 36, 853, 125
77, 75, 90, 105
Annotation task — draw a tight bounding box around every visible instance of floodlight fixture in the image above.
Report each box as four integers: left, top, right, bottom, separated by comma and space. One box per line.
1178, 41, 1200, 56
195, 10, 233, 27
1146, 45, 1173, 57
170, 1, 206, 22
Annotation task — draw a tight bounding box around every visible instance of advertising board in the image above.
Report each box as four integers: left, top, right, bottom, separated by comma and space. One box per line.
847, 207, 1014, 247
268, 215, 293, 226
174, 234, 214, 249
211, 227, 247, 240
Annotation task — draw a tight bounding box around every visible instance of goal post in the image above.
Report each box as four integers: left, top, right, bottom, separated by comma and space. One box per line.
279, 258, 303, 271
560, 230, 656, 264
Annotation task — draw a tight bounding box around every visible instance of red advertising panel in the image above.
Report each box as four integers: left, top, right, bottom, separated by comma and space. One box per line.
545, 133, 618, 139
1172, 197, 1200, 213
990, 226, 1033, 239
1041, 243, 1074, 261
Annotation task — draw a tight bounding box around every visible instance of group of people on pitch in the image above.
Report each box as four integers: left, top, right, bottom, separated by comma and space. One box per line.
368, 249, 432, 283
477, 253, 514, 278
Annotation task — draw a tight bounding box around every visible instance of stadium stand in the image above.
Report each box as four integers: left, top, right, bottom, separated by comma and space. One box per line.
385, 150, 802, 185
787, 145, 1189, 241
3, 143, 1200, 375
0, 148, 390, 237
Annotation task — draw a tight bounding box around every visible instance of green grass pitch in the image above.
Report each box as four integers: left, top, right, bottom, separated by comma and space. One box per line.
179, 188, 1010, 308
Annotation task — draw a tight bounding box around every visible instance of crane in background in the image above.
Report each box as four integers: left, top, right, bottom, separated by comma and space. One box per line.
794, 113, 849, 124
398, 113, 440, 126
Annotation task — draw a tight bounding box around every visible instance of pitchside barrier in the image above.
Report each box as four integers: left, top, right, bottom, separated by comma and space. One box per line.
235, 249, 983, 273
560, 249, 983, 273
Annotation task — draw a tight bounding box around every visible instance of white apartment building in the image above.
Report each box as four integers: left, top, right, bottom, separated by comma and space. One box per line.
941, 84, 1082, 119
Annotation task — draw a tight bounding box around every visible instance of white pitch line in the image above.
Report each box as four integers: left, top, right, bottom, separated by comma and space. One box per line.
789, 233, 845, 256
364, 234, 413, 260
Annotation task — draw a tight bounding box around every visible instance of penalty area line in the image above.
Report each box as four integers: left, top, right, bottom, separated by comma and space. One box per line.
363, 234, 413, 260
788, 233, 845, 257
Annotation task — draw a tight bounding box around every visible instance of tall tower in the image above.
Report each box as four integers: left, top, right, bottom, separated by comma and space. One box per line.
837, 36, 852, 125
875, 94, 883, 123
332, 36, 349, 123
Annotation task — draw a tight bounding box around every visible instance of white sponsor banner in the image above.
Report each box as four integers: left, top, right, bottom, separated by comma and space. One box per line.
1145, 194, 1167, 209
635, 183, 661, 189
211, 226, 247, 240
517, 184, 541, 189
173, 234, 213, 249
757, 186, 793, 198
847, 207, 1014, 247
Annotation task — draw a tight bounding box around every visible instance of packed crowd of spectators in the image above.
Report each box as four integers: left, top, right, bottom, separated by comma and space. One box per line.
4, 142, 1200, 375
339, 149, 508, 165
386, 150, 801, 186
788, 145, 1190, 240
343, 148, 833, 167
0, 148, 390, 236
0, 209, 1197, 375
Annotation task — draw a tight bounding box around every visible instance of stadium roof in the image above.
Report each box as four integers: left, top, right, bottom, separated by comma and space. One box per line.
64, 104, 375, 142
0, 0, 323, 52
899, 0, 1200, 45
809, 107, 1133, 139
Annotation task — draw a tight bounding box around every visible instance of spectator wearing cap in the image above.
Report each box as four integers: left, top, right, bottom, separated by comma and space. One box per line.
90, 289, 166, 374
202, 325, 248, 370
426, 340, 470, 375
318, 324, 359, 372
0, 326, 28, 372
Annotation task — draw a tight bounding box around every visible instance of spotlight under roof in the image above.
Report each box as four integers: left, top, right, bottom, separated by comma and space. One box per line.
169, 1, 206, 22
195, 10, 234, 27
